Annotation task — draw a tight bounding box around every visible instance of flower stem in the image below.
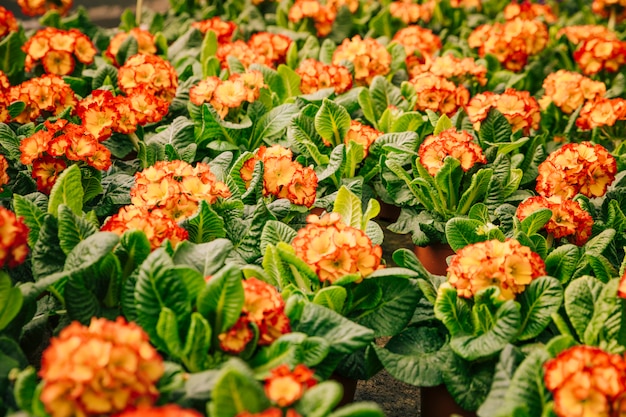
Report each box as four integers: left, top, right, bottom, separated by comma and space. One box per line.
129, 132, 141, 152
551, 312, 572, 337
136, 0, 143, 26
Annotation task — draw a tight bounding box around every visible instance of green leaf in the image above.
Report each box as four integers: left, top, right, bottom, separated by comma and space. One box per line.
250, 103, 299, 147
545, 244, 580, 284
277, 65, 302, 98
260, 220, 297, 254
157, 307, 184, 358
358, 89, 377, 128
333, 186, 363, 229
477, 345, 525, 417
373, 325, 450, 386
182, 312, 212, 372
209, 361, 270, 417
65, 232, 120, 271
0, 31, 26, 78
479, 110, 513, 144
57, 205, 98, 255
201, 30, 218, 78
315, 98, 351, 147
0, 272, 22, 331
313, 286, 347, 313
196, 264, 244, 334
296, 381, 343, 417
31, 215, 65, 281
500, 349, 551, 417
0, 123, 22, 161
516, 276, 563, 341
172, 238, 233, 277
369, 76, 406, 120
91, 64, 118, 89
13, 367, 38, 415
445, 218, 485, 252
328, 402, 385, 417
180, 200, 226, 243
13, 194, 47, 248
48, 165, 83, 216
584, 229, 616, 257
433, 114, 453, 135
319, 38, 336, 64
435, 157, 463, 210
583, 278, 620, 345
434, 286, 474, 337
457, 169, 493, 215
564, 276, 604, 341
520, 208, 552, 236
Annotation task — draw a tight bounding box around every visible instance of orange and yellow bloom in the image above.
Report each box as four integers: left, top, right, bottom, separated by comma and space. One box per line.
105, 28, 157, 66
23, 28, 96, 76
418, 128, 486, 176
466, 89, 541, 134
332, 36, 391, 85
0, 207, 29, 269
264, 364, 317, 407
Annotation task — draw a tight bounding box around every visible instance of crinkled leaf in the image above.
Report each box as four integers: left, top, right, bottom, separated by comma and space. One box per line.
315, 98, 351, 147
0, 272, 22, 331
517, 276, 563, 341
57, 205, 98, 255
180, 200, 226, 243
196, 264, 244, 334
564, 276, 604, 342
48, 165, 83, 216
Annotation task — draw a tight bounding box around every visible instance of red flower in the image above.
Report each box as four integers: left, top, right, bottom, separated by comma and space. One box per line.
0, 207, 29, 268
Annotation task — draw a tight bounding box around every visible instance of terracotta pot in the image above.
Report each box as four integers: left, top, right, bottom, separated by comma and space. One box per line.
330, 373, 359, 407
421, 385, 477, 417
413, 243, 455, 276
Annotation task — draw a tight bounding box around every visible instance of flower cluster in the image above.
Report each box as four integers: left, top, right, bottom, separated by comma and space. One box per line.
240, 145, 317, 207
392, 25, 441, 71
557, 24, 617, 44
291, 212, 383, 284
332, 35, 391, 85
101, 206, 189, 250
130, 160, 231, 221
23, 27, 96, 76
18, 0, 73, 16
573, 35, 626, 75
0, 207, 29, 269
538, 70, 606, 114
516, 195, 594, 246
113, 405, 203, 417
288, 0, 337, 37
544, 345, 626, 417
447, 238, 547, 300
20, 119, 111, 193
218, 277, 291, 353
0, 154, 9, 192
503, 0, 557, 22
408, 54, 487, 86
217, 33, 291, 69
191, 16, 237, 43
295, 58, 353, 95
408, 73, 470, 116
0, 6, 18, 40
105, 28, 157, 66
264, 365, 317, 407
39, 317, 164, 417
389, 0, 435, 24
449, 0, 481, 9
466, 88, 541, 134
76, 88, 170, 140
344, 120, 382, 157
576, 96, 626, 130
592, 0, 626, 22
536, 142, 617, 199
0, 70, 10, 123
189, 70, 265, 119
7, 75, 77, 124
418, 128, 486, 176
118, 54, 179, 102
468, 18, 549, 71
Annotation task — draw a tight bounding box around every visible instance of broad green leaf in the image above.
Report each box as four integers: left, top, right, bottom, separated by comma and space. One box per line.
250, 103, 299, 148
31, 216, 65, 281
564, 276, 604, 341
296, 381, 343, 417
146, 116, 197, 163
65, 232, 119, 271
313, 286, 347, 313
182, 312, 212, 372
545, 244, 580, 284
520, 208, 552, 236
315, 98, 351, 147
157, 307, 184, 358
478, 109, 512, 145
584, 229, 616, 257
517, 276, 563, 341
180, 200, 226, 243
209, 362, 270, 417
443, 354, 494, 411
48, 165, 83, 216
434, 286, 473, 337
0, 272, 22, 331
0, 123, 22, 161
260, 220, 297, 254
433, 114, 453, 135
500, 349, 551, 417
172, 238, 233, 277
370, 76, 406, 119
115, 230, 152, 279
350, 277, 421, 337
445, 218, 485, 252
201, 30, 218, 78
358, 89, 377, 128
328, 402, 385, 417
91, 64, 118, 89
435, 157, 463, 210
333, 186, 363, 229
319, 38, 336, 64
13, 194, 47, 247
57, 205, 98, 255
588, 254, 617, 283
373, 325, 450, 386
457, 169, 493, 215
196, 264, 244, 334
277, 65, 302, 98
476, 345, 525, 417
13, 367, 38, 415
0, 31, 26, 78
583, 278, 620, 345
276, 242, 320, 292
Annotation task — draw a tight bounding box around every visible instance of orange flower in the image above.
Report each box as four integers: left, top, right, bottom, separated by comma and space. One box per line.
576, 97, 626, 130
558, 25, 618, 45
536, 142, 617, 199
447, 239, 546, 300
8, 75, 77, 124
592, 0, 626, 22
31, 155, 67, 194
539, 70, 606, 114
392, 25, 441, 67
408, 54, 487, 86
192, 17, 237, 43
344, 120, 381, 157
217, 41, 270, 69
296, 58, 353, 95
503, 0, 557, 22
112, 405, 203, 417
0, 6, 18, 40
619, 271, 626, 298
418, 128, 486, 176
389, 0, 435, 24
264, 364, 317, 407
101, 206, 189, 250
248, 33, 292, 67
0, 207, 29, 268
516, 195, 593, 246
131, 160, 231, 221
468, 18, 548, 71
466, 88, 540, 134
408, 73, 470, 116
292, 212, 383, 284
23, 28, 95, 75
332, 36, 391, 86
118, 54, 178, 103
39, 317, 164, 417
218, 277, 291, 353
18, 0, 73, 16
573, 36, 626, 75
0, 154, 8, 192
106, 28, 157, 66
544, 345, 626, 417
449, 0, 481, 9
288, 0, 337, 37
